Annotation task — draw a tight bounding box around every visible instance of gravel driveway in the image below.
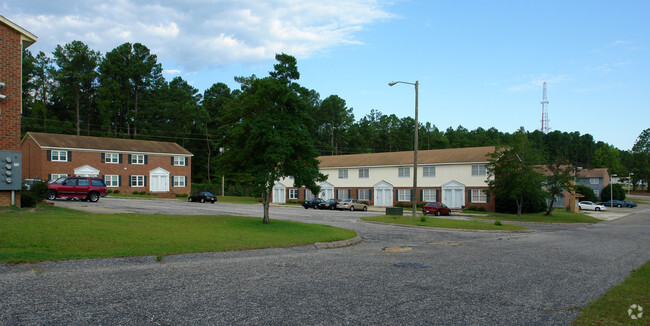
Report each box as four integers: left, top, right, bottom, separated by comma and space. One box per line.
1, 198, 648, 325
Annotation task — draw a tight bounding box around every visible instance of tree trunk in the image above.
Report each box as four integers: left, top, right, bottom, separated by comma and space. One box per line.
76, 93, 81, 136
133, 86, 139, 136
516, 195, 523, 218
545, 199, 555, 216
262, 188, 271, 224
206, 123, 211, 182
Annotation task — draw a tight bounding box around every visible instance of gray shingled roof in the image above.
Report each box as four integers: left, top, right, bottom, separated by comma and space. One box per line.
318, 146, 495, 168
23, 132, 192, 156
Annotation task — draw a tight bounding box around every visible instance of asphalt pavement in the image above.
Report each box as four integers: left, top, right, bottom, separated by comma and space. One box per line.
1, 197, 648, 325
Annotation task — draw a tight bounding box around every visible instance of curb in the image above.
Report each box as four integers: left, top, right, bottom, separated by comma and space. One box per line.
314, 235, 363, 249
362, 220, 531, 233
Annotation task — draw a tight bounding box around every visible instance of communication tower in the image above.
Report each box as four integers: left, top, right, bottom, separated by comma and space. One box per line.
540, 82, 550, 133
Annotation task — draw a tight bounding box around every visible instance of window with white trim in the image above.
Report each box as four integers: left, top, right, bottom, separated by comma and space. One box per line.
50, 174, 68, 181
173, 176, 186, 187
398, 167, 410, 178
305, 189, 314, 199
472, 164, 486, 176
51, 150, 68, 162
398, 189, 411, 201
358, 168, 369, 179
422, 189, 437, 202
173, 156, 186, 166
289, 189, 299, 199
589, 178, 599, 185
131, 154, 145, 164
130, 175, 145, 187
338, 189, 350, 200
358, 189, 370, 201
338, 169, 348, 179
105, 153, 119, 163
471, 189, 487, 203
423, 166, 435, 177
104, 175, 119, 187
594, 190, 600, 198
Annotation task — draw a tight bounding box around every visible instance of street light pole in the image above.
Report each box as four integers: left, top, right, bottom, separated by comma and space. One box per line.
628, 172, 634, 196
611, 173, 617, 205
389, 80, 419, 218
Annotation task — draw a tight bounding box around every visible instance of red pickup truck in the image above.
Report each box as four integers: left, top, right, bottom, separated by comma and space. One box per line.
47, 176, 108, 202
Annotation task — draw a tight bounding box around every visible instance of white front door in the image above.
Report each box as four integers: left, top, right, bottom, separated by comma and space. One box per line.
374, 181, 394, 206
319, 182, 334, 200
149, 167, 170, 192
442, 180, 465, 208
273, 184, 286, 203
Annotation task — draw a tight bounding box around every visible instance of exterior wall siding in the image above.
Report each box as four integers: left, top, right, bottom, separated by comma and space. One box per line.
0, 22, 27, 206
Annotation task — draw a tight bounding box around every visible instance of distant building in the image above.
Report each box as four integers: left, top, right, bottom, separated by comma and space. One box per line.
577, 168, 610, 200
272, 146, 495, 211
21, 132, 193, 197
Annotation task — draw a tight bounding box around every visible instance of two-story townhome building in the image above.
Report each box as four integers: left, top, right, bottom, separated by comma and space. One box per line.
272, 146, 495, 211
576, 168, 610, 200
21, 132, 192, 197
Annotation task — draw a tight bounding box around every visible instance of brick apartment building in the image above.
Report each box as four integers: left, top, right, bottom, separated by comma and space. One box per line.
0, 15, 37, 207
22, 132, 193, 197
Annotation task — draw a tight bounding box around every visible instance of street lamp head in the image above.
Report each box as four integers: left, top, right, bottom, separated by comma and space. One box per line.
388, 81, 397, 86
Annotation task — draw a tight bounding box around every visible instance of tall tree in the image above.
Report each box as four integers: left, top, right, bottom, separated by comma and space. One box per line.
487, 127, 545, 217
318, 95, 354, 155
52, 41, 101, 135
219, 54, 326, 223
543, 159, 575, 216
631, 128, 650, 192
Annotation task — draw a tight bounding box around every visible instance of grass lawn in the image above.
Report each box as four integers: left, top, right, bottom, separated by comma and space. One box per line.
467, 210, 601, 223
0, 206, 356, 264
572, 261, 649, 325
361, 215, 528, 231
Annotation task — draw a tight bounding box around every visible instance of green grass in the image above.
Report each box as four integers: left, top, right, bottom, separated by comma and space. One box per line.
0, 206, 356, 264
469, 210, 601, 223
361, 215, 528, 231
573, 261, 649, 325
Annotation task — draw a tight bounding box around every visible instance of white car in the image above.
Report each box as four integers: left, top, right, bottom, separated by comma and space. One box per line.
578, 201, 607, 211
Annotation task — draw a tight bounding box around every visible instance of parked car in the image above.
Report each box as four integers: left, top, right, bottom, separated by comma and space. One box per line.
338, 199, 368, 211
302, 198, 324, 209
598, 200, 626, 208
47, 176, 107, 202
578, 201, 606, 211
188, 191, 217, 203
623, 200, 637, 208
318, 198, 340, 210
422, 202, 451, 216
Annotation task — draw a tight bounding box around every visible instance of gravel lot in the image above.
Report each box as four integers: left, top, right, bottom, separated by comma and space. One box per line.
1, 197, 648, 325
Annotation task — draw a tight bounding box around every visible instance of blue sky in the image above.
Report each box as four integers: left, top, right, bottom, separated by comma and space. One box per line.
4, 0, 648, 150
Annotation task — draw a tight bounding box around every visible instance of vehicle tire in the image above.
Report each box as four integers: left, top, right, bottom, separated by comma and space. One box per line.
88, 192, 100, 202
436, 210, 441, 216
330, 206, 335, 210
350, 206, 355, 211
447, 210, 451, 216
595, 207, 600, 211
363, 206, 367, 211
188, 197, 192, 202
47, 190, 57, 201
200, 198, 205, 203
304, 206, 309, 209
617, 204, 622, 208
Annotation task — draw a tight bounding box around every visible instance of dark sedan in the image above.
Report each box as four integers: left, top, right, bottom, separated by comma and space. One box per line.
422, 202, 451, 216
302, 198, 324, 209
599, 200, 625, 208
318, 199, 340, 210
188, 191, 217, 203
623, 200, 637, 208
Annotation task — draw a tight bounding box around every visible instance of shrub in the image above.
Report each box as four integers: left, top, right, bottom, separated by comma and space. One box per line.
20, 180, 49, 208
495, 190, 547, 214
466, 205, 486, 212
575, 185, 598, 202
601, 184, 626, 201
133, 191, 140, 195
175, 193, 188, 198
494, 220, 502, 226
286, 199, 301, 205
107, 189, 113, 194
113, 189, 120, 194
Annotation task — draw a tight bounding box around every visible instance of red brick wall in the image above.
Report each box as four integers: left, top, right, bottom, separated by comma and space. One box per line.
20, 137, 192, 196
0, 22, 24, 206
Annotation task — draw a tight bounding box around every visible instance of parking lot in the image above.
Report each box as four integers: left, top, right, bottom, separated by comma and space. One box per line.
1, 197, 648, 324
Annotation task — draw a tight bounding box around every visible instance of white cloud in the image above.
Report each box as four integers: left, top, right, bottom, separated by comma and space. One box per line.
7, 0, 394, 71
507, 74, 571, 92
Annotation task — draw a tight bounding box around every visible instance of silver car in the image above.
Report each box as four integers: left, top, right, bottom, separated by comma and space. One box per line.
578, 201, 607, 211
339, 199, 368, 211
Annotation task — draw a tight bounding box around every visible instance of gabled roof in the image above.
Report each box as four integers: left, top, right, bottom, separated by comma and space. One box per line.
318, 146, 495, 168
0, 15, 37, 48
578, 168, 609, 179
23, 132, 192, 156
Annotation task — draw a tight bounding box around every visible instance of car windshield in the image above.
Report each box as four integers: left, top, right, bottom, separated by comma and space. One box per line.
52, 177, 67, 184
203, 192, 214, 197
425, 203, 437, 206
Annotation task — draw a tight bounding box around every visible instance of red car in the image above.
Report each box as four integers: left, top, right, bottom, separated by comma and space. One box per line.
422, 202, 451, 216
47, 176, 107, 202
